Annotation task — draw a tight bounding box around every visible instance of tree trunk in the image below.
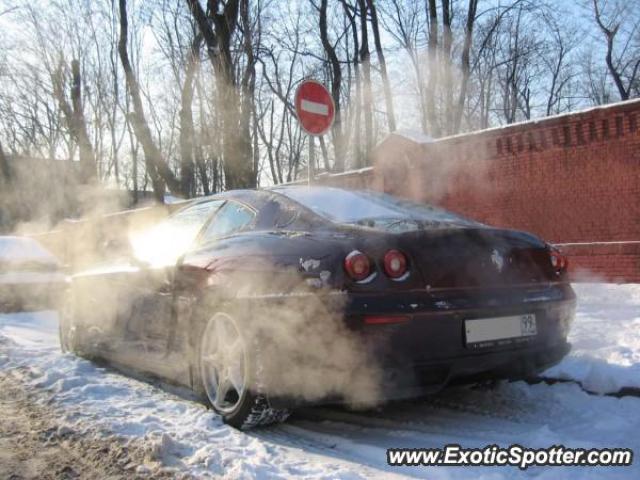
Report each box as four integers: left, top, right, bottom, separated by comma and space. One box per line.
51, 60, 97, 183
240, 0, 257, 188
70, 61, 98, 182
118, 0, 180, 201
592, 0, 628, 100
453, 0, 478, 133
0, 141, 10, 182
426, 0, 440, 136
319, 135, 330, 172
357, 0, 373, 161
179, 35, 202, 198
367, 0, 396, 132
186, 0, 255, 190
441, 0, 453, 135
319, 0, 344, 171
341, 0, 361, 167
194, 71, 211, 194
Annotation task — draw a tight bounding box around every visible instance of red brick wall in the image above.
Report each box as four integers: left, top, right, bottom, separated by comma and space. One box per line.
320, 100, 640, 283
554, 242, 640, 283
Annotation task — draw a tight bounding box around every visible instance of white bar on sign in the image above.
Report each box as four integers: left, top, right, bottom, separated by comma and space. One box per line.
301, 99, 329, 116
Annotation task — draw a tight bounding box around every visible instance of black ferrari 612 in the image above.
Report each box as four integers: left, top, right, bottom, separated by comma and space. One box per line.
60, 186, 576, 429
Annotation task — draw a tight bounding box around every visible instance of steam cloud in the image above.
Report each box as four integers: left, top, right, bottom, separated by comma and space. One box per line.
47, 208, 387, 409
231, 272, 384, 407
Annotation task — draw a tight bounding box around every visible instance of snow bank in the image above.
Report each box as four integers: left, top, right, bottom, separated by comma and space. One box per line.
544, 283, 640, 394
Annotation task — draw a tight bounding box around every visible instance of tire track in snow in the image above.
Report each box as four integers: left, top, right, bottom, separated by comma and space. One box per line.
530, 375, 640, 399
254, 381, 640, 478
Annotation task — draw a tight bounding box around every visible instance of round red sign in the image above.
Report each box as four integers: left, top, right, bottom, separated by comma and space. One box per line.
294, 79, 335, 136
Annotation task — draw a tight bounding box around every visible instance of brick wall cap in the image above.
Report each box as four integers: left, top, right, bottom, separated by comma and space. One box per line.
424, 98, 639, 145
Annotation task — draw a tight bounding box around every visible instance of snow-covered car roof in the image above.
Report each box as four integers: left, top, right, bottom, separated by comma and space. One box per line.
0, 236, 59, 265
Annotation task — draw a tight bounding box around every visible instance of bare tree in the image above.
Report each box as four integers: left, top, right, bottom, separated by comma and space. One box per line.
118, 0, 180, 201
592, 0, 640, 100
378, 0, 428, 130
1, 0, 638, 218
318, 0, 345, 171
179, 34, 202, 197
52, 59, 98, 183
541, 10, 577, 115
355, 0, 373, 159
367, 0, 396, 132
426, 0, 439, 136
453, 0, 478, 133
186, 0, 256, 190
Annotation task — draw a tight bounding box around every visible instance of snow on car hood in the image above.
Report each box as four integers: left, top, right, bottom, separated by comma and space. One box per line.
0, 271, 66, 285
0, 236, 60, 267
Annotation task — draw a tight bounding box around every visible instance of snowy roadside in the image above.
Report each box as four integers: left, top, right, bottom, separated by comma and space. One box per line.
0, 283, 639, 479
0, 370, 170, 480
0, 312, 397, 479
543, 283, 640, 393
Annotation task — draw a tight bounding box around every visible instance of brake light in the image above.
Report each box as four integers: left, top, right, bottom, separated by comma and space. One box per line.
383, 249, 408, 279
344, 250, 371, 281
363, 315, 409, 325
550, 250, 568, 273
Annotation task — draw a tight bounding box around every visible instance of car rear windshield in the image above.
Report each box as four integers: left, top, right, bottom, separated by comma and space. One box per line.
274, 186, 478, 231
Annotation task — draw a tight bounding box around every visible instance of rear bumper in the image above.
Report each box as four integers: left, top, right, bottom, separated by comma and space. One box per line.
377, 340, 571, 401
246, 282, 575, 407
269, 339, 571, 409
349, 283, 575, 396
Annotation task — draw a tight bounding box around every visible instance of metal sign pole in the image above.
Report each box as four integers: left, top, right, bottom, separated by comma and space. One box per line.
308, 135, 315, 186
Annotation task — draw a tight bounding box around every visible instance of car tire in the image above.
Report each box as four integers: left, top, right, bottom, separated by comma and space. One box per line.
198, 311, 290, 430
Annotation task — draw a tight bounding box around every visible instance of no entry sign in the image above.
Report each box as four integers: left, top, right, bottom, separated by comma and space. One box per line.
294, 80, 335, 136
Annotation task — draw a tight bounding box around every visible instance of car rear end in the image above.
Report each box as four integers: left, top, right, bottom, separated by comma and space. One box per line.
265, 186, 576, 403
338, 227, 575, 399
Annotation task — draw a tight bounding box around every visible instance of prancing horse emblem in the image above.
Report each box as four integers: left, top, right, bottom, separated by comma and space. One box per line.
491, 249, 504, 271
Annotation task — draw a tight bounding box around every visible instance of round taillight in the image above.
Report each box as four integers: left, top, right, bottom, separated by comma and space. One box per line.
344, 251, 371, 281
550, 250, 568, 272
383, 249, 408, 279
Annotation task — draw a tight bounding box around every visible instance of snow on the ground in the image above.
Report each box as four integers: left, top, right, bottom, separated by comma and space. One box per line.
0, 309, 59, 346
0, 284, 639, 479
0, 312, 385, 479
543, 283, 640, 394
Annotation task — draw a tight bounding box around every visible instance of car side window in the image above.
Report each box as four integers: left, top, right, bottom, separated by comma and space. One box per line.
130, 200, 224, 266
201, 201, 255, 240
165, 200, 225, 230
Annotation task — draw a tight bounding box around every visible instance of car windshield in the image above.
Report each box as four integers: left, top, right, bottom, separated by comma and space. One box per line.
274, 186, 478, 231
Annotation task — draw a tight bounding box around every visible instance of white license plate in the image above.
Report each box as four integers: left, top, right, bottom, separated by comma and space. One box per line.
465, 314, 537, 346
